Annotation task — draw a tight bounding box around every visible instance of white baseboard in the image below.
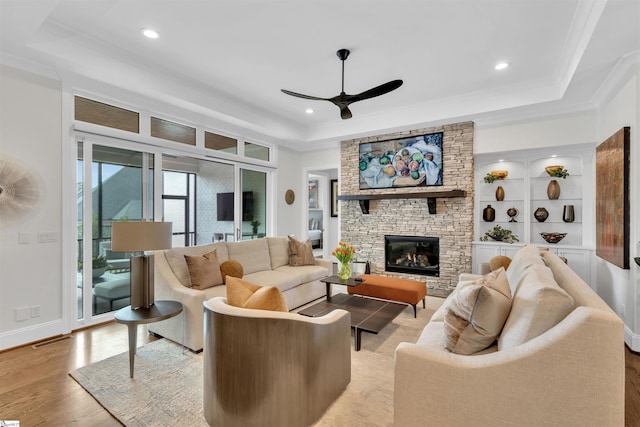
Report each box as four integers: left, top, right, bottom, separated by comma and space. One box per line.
625, 324, 640, 352
0, 320, 65, 351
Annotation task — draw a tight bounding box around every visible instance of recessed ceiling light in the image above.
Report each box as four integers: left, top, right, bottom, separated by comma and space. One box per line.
141, 28, 159, 39
551, 154, 558, 158
305, 108, 314, 114
494, 62, 509, 70
499, 159, 504, 162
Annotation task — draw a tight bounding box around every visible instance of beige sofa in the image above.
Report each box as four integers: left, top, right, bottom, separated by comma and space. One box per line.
395, 245, 625, 427
148, 237, 331, 352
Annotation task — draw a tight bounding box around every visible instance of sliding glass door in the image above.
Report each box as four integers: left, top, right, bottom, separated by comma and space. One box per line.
240, 168, 267, 240
76, 142, 154, 324
161, 157, 269, 244
75, 145, 271, 326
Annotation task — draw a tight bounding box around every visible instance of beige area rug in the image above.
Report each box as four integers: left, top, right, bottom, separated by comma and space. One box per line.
70, 296, 443, 427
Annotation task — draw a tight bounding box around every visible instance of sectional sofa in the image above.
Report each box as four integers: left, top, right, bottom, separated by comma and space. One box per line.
394, 245, 624, 427
148, 237, 331, 352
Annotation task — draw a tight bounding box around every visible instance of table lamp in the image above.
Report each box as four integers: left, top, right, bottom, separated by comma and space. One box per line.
111, 221, 172, 309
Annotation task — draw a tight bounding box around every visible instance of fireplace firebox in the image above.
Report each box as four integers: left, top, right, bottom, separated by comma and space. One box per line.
384, 235, 439, 276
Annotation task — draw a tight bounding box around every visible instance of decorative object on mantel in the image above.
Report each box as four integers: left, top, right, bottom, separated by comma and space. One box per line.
596, 127, 630, 270
507, 207, 519, 222
545, 165, 570, 178
563, 205, 575, 223
480, 225, 519, 243
482, 204, 495, 222
332, 241, 356, 280
534, 207, 549, 222
490, 170, 508, 180
285, 189, 295, 205
547, 179, 561, 200
495, 185, 505, 201
540, 232, 567, 244
358, 132, 443, 189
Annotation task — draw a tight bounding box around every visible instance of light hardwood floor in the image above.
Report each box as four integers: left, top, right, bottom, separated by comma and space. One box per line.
1, 322, 639, 426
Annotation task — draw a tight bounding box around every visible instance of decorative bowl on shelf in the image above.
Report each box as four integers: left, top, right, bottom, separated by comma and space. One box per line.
491, 170, 509, 180
544, 165, 565, 176
540, 232, 567, 244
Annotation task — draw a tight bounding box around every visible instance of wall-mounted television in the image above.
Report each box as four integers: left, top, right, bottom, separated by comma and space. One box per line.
217, 192, 254, 222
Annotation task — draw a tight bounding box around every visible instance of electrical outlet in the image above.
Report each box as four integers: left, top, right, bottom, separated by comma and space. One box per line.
31, 305, 41, 318
16, 307, 29, 321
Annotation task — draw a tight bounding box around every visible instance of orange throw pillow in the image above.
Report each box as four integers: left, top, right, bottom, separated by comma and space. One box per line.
226, 277, 288, 312
220, 260, 243, 284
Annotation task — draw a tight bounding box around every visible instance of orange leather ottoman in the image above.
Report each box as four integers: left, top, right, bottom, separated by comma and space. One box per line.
348, 274, 426, 317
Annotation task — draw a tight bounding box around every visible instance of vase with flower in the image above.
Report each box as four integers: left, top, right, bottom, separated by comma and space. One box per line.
332, 241, 356, 280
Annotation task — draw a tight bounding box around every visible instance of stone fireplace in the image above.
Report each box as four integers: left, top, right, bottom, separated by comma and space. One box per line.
339, 122, 474, 297
385, 235, 439, 276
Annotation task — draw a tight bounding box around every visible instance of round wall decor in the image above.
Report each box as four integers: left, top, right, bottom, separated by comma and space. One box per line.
285, 189, 295, 205
0, 154, 44, 228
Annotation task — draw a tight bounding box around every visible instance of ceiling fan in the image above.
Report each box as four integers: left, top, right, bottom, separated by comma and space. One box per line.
281, 49, 403, 120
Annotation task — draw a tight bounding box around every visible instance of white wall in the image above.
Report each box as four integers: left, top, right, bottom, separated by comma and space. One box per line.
0, 65, 64, 349
475, 111, 597, 154
594, 66, 639, 350
274, 147, 303, 238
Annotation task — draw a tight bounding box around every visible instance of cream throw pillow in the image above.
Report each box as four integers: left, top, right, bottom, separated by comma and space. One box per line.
498, 263, 574, 350
287, 235, 315, 266
443, 267, 512, 355
505, 244, 545, 294
183, 250, 223, 290
226, 277, 289, 312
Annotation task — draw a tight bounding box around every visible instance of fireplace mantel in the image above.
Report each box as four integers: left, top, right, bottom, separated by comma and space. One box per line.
336, 189, 467, 214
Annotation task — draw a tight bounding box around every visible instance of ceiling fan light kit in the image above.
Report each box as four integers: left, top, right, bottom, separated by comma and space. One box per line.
281, 48, 403, 120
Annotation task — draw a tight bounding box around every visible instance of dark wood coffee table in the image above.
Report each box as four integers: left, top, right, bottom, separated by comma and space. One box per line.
299, 293, 406, 351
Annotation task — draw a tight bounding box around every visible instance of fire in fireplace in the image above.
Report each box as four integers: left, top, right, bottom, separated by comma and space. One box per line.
384, 235, 439, 276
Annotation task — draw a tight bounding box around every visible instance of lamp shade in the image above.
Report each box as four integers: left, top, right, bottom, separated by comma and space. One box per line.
111, 221, 172, 252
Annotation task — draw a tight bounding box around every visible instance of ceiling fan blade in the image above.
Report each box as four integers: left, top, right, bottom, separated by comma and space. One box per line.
281, 50, 402, 120
280, 89, 328, 101
340, 105, 352, 120
350, 79, 403, 103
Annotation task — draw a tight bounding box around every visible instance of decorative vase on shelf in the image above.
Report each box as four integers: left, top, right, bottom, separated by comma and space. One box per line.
534, 207, 549, 222
507, 207, 519, 222
563, 205, 575, 223
483, 204, 496, 222
547, 179, 560, 200
495, 186, 505, 201
338, 261, 352, 280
